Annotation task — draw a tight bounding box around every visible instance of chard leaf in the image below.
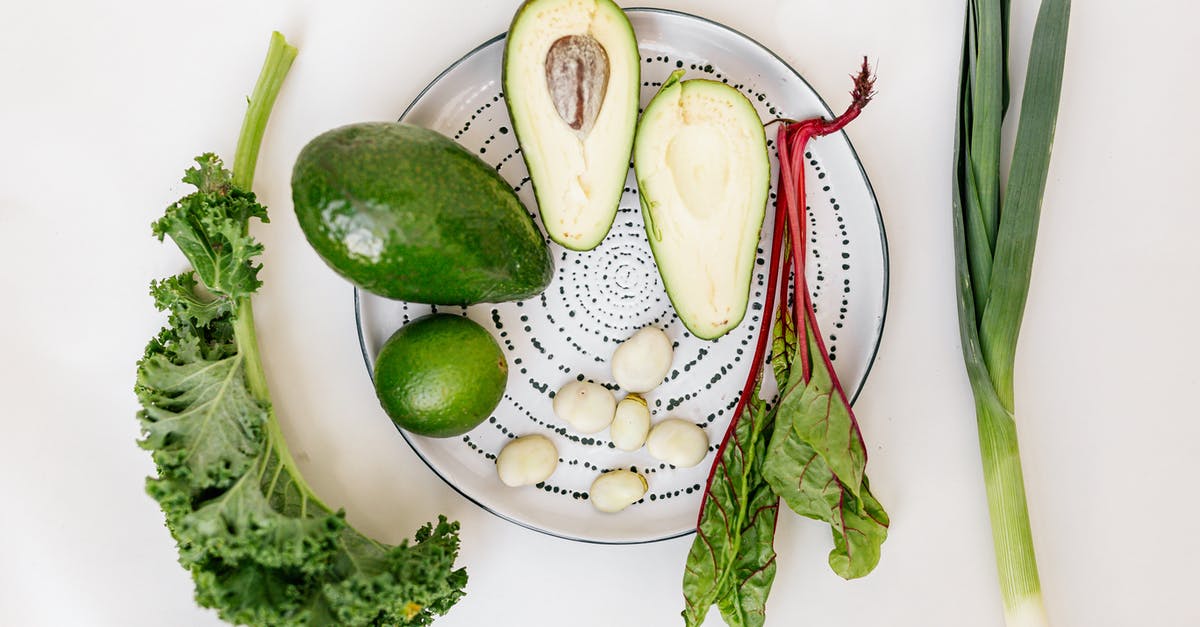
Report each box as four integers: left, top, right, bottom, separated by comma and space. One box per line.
770, 267, 797, 388
773, 323, 866, 495
763, 320, 888, 579
829, 477, 889, 577
714, 476, 778, 627
683, 393, 778, 627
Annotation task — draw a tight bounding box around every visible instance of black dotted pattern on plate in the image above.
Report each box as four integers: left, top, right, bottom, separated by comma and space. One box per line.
386, 54, 856, 508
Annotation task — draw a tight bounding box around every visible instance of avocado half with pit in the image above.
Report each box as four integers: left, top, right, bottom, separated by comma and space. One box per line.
633, 70, 770, 340
503, 0, 640, 251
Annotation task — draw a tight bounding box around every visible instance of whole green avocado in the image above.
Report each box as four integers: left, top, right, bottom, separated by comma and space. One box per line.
292, 122, 554, 304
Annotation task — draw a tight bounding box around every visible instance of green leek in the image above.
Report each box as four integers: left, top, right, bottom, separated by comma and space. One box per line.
952, 1, 1071, 625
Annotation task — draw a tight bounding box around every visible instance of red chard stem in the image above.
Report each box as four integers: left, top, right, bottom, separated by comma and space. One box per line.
696, 180, 788, 520
684, 56, 885, 626
698, 58, 877, 515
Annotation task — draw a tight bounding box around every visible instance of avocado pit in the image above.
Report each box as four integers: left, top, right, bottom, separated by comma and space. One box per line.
545, 34, 610, 136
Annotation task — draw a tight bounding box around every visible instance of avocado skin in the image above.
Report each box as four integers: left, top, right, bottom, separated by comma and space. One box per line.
292, 122, 554, 304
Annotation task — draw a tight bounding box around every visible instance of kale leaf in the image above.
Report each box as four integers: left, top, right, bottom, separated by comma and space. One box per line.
137, 151, 466, 626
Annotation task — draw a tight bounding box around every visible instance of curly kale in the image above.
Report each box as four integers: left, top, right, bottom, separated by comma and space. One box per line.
134, 33, 466, 626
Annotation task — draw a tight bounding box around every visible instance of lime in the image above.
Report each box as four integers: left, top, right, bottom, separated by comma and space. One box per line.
373, 314, 508, 438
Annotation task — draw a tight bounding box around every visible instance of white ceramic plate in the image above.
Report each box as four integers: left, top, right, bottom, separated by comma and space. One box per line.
355, 8, 888, 544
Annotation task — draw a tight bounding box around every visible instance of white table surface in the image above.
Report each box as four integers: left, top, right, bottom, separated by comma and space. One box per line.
2, 1, 1198, 626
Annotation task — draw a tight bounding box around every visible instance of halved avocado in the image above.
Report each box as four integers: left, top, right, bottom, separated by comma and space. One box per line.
633, 70, 770, 340
503, 0, 640, 251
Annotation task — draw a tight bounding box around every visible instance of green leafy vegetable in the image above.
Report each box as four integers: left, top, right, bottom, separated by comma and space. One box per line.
682, 60, 888, 626
683, 205, 789, 627
135, 32, 467, 626
769, 324, 866, 495
769, 275, 797, 390
764, 321, 889, 579
683, 391, 779, 627
952, 1, 1070, 624
761, 60, 888, 581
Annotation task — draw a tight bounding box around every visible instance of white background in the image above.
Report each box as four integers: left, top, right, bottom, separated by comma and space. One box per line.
2, 1, 1197, 626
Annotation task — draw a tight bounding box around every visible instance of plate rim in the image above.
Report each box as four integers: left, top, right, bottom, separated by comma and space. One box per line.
353, 6, 890, 545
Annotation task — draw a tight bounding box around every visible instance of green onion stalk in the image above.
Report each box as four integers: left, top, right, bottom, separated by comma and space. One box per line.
952, 1, 1070, 625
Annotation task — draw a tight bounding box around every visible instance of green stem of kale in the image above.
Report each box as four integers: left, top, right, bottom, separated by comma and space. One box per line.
234, 300, 271, 404
227, 32, 327, 512
230, 29, 294, 406
232, 31, 298, 192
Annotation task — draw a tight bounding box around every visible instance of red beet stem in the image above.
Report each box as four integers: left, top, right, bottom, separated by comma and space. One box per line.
784, 57, 875, 378
788, 56, 875, 143
782, 57, 875, 446
694, 58, 875, 525
695, 163, 788, 524
779, 126, 812, 382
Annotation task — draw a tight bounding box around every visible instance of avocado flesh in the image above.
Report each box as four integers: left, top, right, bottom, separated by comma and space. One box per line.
504, 0, 640, 251
634, 71, 770, 340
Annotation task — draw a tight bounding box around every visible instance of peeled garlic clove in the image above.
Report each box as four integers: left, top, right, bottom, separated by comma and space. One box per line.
553, 381, 616, 434
496, 435, 559, 487
589, 469, 648, 513
611, 327, 673, 393
610, 394, 650, 451
646, 418, 709, 468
